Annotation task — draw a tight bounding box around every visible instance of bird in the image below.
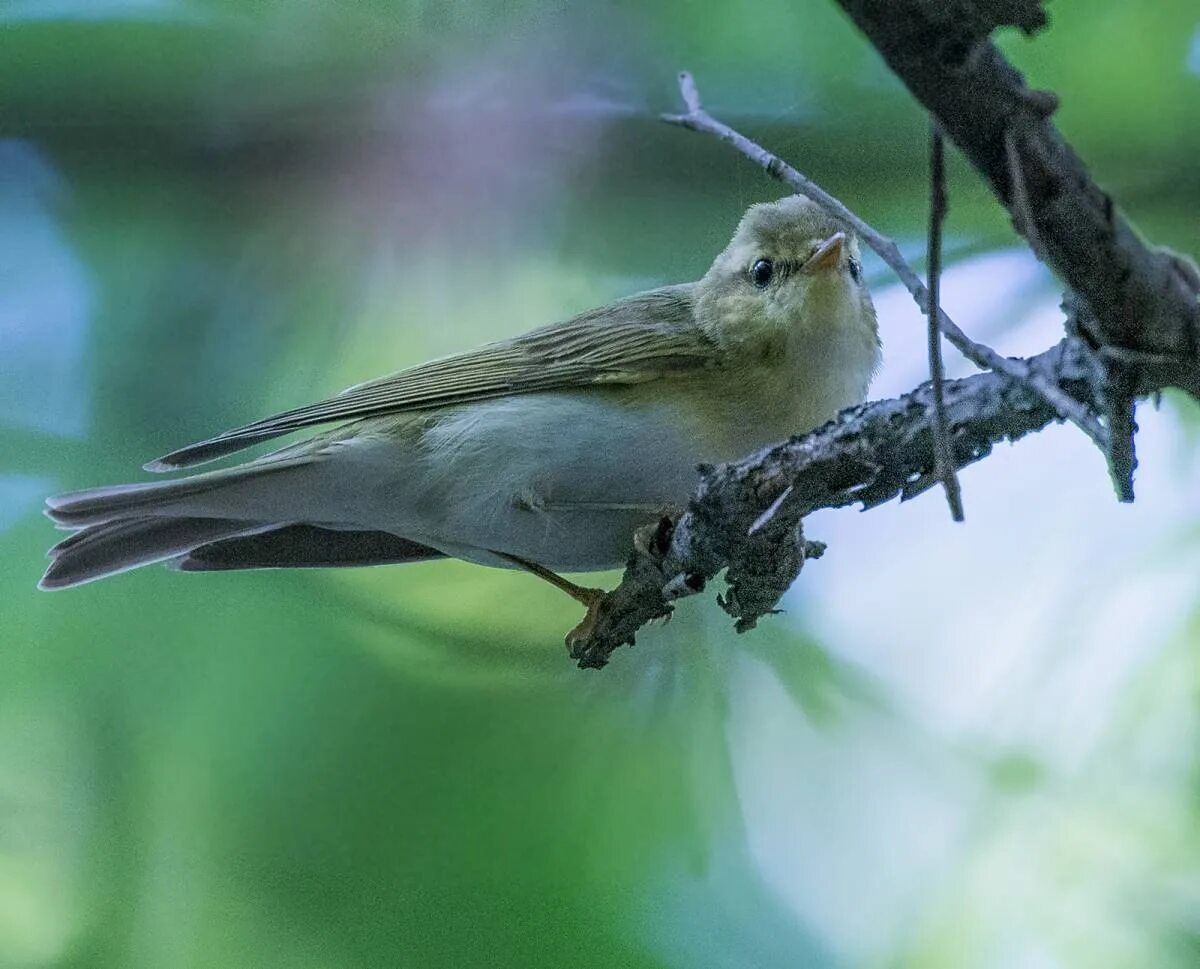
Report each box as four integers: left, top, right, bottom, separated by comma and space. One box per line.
40, 194, 881, 643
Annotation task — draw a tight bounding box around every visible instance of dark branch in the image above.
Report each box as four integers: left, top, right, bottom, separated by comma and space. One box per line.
926, 124, 964, 520
832, 0, 1200, 396
571, 340, 1098, 668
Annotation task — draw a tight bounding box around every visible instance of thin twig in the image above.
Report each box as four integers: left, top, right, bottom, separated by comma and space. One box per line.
927, 124, 964, 521
661, 71, 1106, 447
1008, 128, 1134, 500
1004, 128, 1045, 260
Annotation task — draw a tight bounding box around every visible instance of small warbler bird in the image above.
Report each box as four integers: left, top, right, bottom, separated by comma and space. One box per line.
40, 195, 880, 637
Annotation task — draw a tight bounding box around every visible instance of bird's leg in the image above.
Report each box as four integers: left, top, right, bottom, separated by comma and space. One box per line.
492, 551, 605, 645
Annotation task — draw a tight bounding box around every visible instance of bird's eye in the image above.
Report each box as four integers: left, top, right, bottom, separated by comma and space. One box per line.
749, 258, 774, 288
848, 257, 862, 283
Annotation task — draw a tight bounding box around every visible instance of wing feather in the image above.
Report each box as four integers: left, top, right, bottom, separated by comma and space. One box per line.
147, 285, 715, 471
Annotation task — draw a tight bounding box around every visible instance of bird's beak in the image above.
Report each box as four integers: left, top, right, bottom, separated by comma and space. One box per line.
803, 232, 846, 273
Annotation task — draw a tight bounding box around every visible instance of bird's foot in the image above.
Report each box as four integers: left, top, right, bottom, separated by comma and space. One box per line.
563, 586, 606, 655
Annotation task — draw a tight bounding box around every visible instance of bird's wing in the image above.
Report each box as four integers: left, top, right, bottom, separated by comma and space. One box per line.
147, 285, 717, 470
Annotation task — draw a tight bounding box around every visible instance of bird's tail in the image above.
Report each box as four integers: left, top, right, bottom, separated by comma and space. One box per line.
43, 455, 320, 528
39, 446, 444, 588
40, 450, 340, 589
40, 517, 268, 590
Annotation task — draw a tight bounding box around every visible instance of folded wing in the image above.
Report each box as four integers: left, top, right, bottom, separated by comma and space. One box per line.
148, 286, 714, 471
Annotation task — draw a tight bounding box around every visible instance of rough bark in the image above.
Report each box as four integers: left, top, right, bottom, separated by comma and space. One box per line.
571, 339, 1105, 668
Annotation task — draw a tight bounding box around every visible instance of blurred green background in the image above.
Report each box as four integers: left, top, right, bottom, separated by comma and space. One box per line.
2, 2, 1199, 967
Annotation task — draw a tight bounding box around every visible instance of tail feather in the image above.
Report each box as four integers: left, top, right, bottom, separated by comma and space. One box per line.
172, 525, 444, 572
44, 455, 319, 527
40, 517, 264, 590
38, 438, 444, 588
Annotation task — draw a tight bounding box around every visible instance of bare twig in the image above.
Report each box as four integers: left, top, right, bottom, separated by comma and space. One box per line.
1104, 392, 1137, 502
1004, 128, 1044, 260
1007, 71, 1135, 502
661, 71, 1107, 447
1063, 294, 1138, 502
927, 124, 964, 521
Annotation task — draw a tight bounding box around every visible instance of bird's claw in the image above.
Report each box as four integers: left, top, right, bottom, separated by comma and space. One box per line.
564, 588, 606, 659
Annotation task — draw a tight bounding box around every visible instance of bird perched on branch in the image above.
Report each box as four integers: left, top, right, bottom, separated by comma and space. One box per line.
41, 195, 880, 642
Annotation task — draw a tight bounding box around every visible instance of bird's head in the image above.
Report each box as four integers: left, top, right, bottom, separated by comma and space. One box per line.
696, 194, 878, 358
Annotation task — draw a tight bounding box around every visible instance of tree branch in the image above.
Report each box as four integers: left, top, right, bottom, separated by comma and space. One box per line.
566, 8, 1200, 667
832, 0, 1200, 394
926, 123, 964, 520
571, 339, 1098, 668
